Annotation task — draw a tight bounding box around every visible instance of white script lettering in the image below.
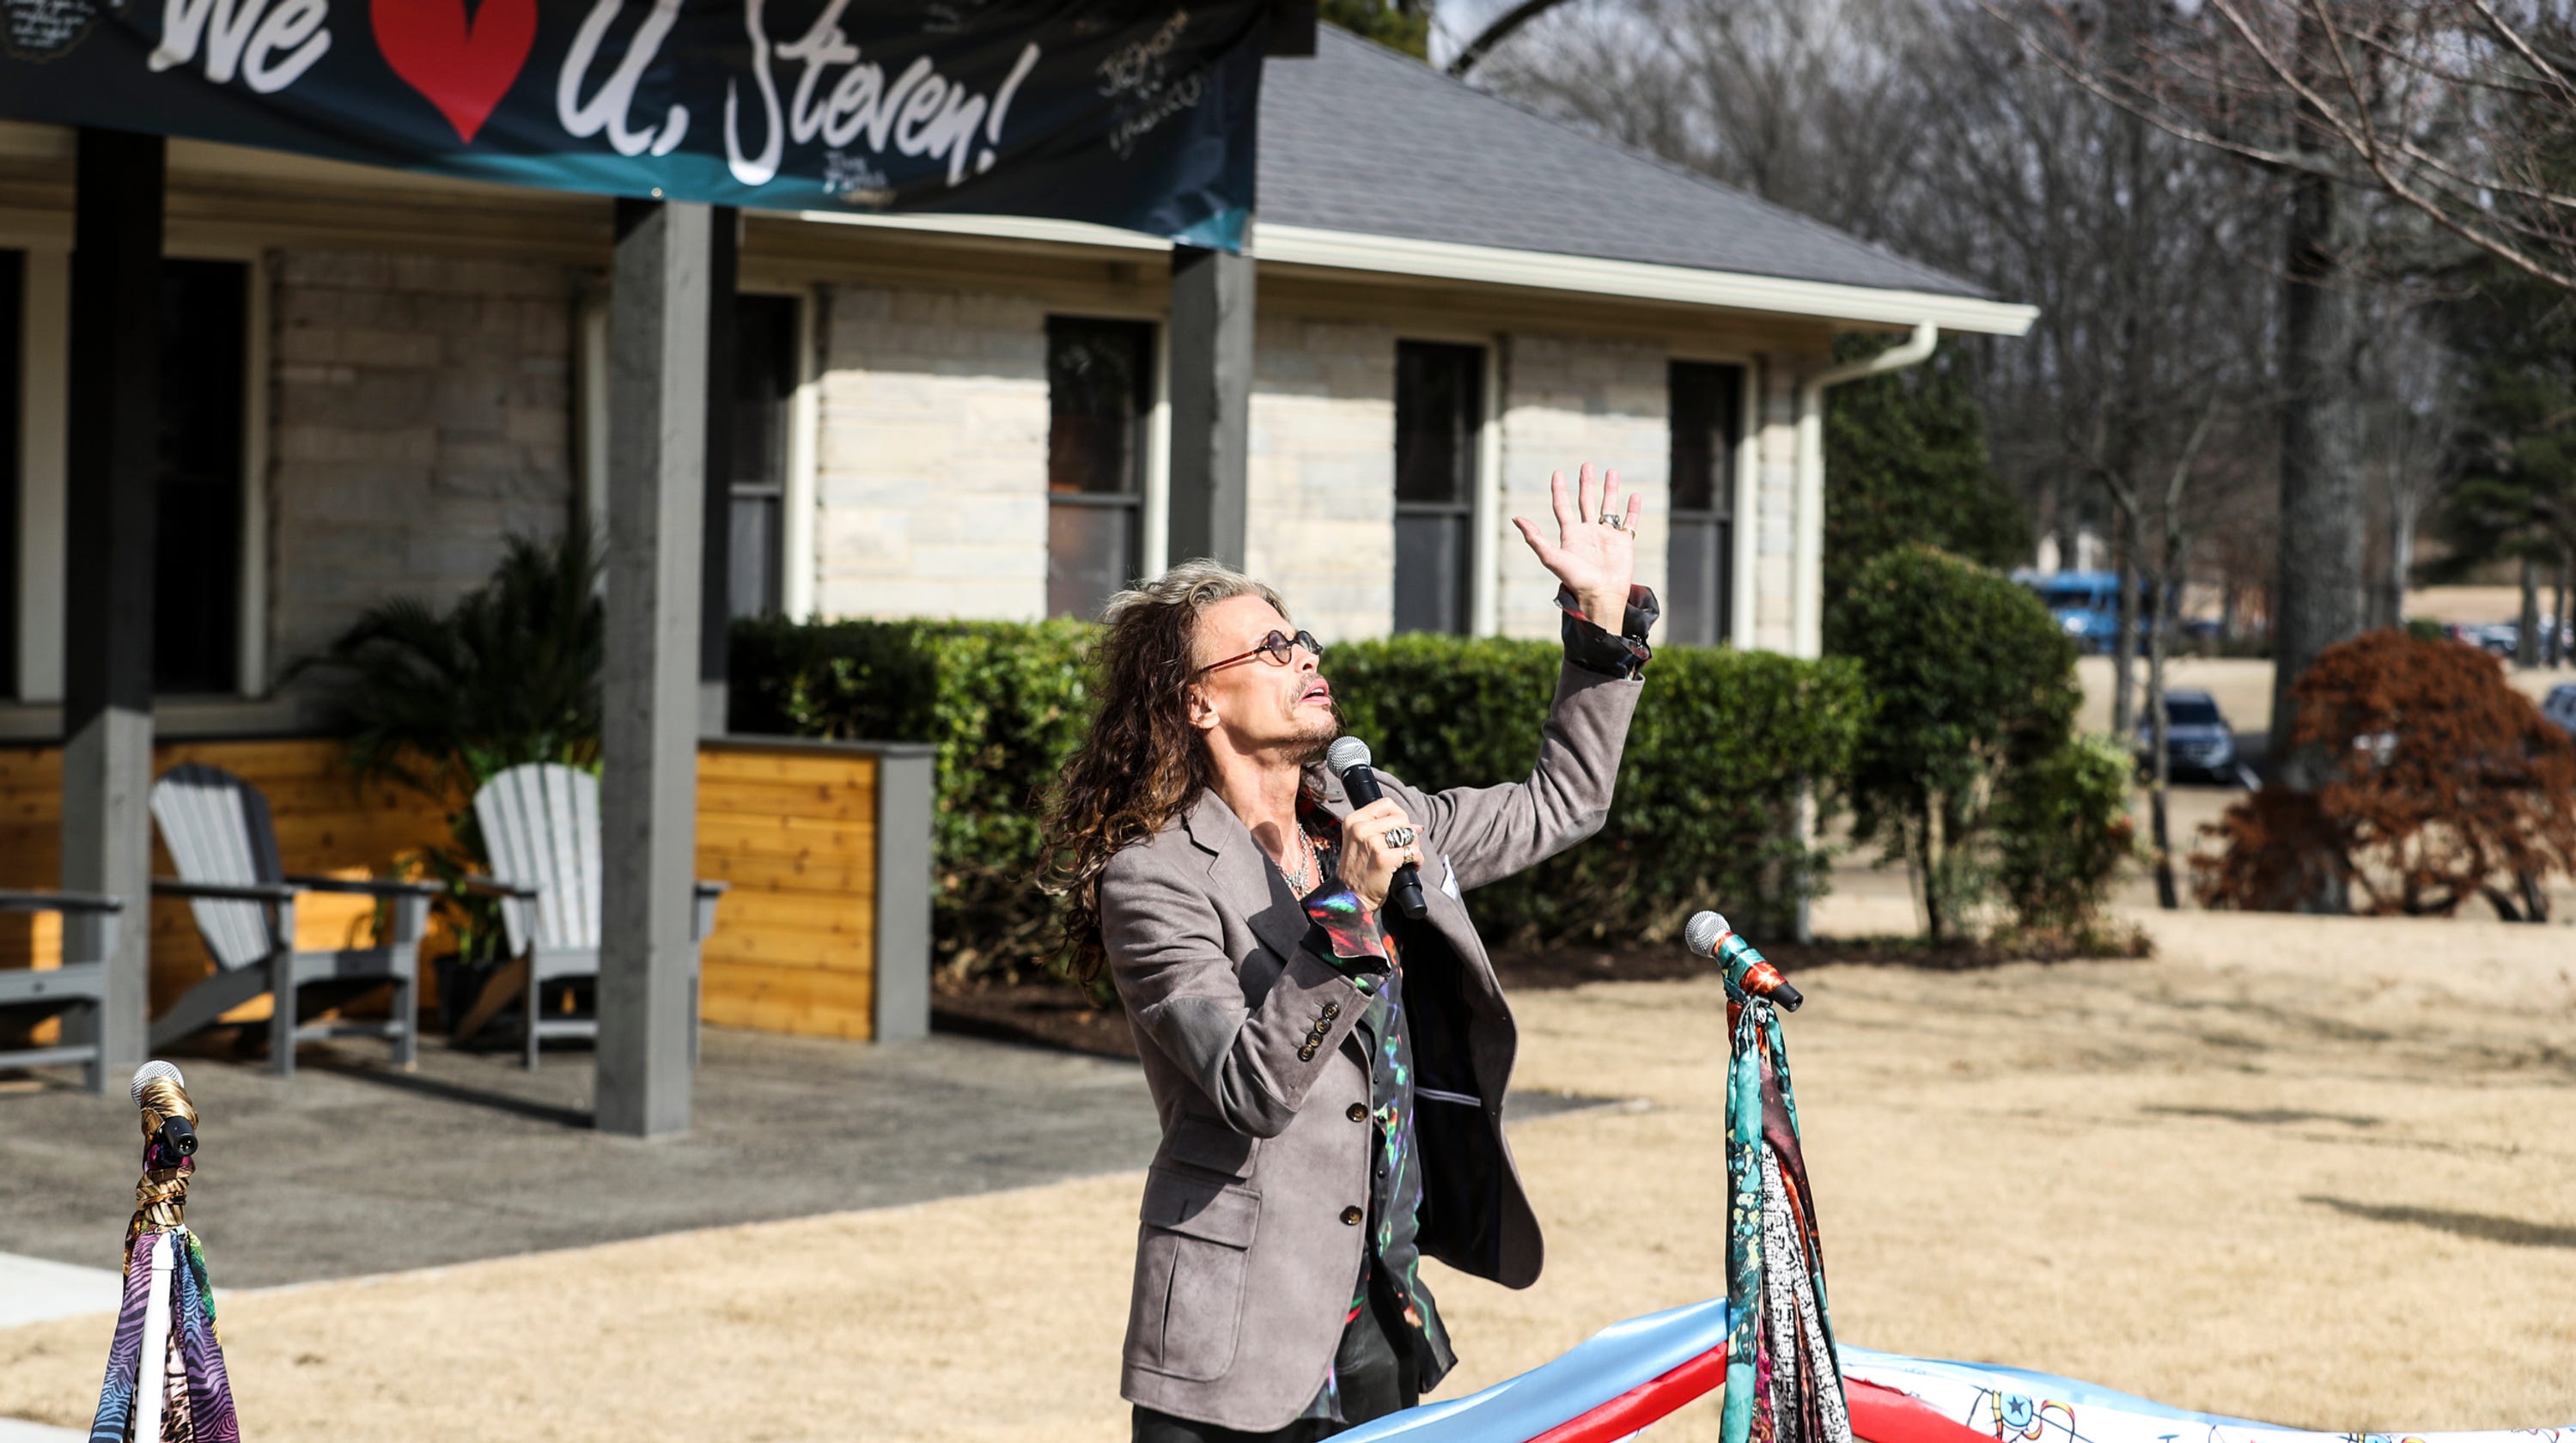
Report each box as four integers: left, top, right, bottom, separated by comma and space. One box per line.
149, 0, 331, 94
557, 0, 690, 159
727, 0, 1040, 189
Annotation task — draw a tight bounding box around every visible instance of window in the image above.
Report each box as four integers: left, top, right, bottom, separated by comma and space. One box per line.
0, 250, 20, 699
154, 259, 247, 695
1395, 341, 1482, 635
1045, 317, 1151, 620
728, 293, 798, 621
1666, 361, 1744, 647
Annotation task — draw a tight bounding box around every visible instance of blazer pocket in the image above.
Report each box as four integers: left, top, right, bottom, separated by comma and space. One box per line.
1128, 1164, 1261, 1382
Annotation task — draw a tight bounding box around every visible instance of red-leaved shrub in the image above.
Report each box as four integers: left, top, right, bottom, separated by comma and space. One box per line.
2195, 630, 2576, 918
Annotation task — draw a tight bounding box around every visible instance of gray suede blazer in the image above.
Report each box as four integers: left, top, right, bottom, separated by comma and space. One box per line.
1102, 661, 1644, 1432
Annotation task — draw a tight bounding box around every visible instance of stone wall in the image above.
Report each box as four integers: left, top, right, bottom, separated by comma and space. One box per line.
812, 285, 1050, 622
267, 251, 576, 679
1245, 314, 1398, 642
1495, 333, 1671, 641
1748, 357, 1802, 655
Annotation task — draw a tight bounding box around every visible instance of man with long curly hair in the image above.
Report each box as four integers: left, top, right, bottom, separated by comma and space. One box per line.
1044, 464, 1656, 1442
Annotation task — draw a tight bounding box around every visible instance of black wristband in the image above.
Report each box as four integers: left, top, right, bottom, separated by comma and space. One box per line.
1556, 584, 1658, 679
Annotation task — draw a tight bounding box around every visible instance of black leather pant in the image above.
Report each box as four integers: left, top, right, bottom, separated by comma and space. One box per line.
1131, 1295, 1421, 1443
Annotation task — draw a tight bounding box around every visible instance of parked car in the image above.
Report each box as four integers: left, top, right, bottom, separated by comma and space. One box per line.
2452, 619, 2573, 659
2543, 683, 2576, 740
2133, 689, 2244, 783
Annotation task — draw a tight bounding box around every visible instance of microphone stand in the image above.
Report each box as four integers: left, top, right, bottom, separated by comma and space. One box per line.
93, 1065, 241, 1443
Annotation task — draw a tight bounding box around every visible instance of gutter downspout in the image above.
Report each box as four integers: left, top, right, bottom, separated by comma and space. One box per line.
1788, 321, 1938, 944
1791, 321, 1938, 658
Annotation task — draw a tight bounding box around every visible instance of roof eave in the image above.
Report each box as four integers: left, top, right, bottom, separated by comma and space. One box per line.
792, 210, 2038, 338
1254, 224, 2037, 337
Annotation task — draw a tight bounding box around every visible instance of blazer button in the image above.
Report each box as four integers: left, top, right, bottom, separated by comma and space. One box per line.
1347, 1102, 1367, 1123
1323, 1002, 1341, 1020
1298, 1045, 1317, 1062
1340, 1205, 1363, 1226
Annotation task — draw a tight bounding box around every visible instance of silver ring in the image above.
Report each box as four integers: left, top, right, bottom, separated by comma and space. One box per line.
1600, 513, 1627, 532
1383, 825, 1417, 849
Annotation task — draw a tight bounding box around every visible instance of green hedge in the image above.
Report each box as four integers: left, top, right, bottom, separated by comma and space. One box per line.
1330, 636, 1864, 945
729, 618, 1862, 978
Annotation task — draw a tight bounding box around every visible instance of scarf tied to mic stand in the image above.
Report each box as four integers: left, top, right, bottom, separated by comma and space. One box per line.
1721, 959, 1850, 1443
92, 1067, 241, 1443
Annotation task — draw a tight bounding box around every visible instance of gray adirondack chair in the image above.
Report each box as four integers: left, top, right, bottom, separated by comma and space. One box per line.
460, 763, 725, 1069
149, 764, 439, 1078
0, 889, 125, 1092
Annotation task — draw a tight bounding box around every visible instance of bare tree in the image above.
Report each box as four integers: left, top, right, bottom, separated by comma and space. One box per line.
1999, 0, 2576, 293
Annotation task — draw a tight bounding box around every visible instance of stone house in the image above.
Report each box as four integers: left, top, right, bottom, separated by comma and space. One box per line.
0, 28, 2031, 736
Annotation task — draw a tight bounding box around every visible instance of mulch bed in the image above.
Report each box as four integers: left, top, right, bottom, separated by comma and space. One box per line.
930, 929, 2151, 1062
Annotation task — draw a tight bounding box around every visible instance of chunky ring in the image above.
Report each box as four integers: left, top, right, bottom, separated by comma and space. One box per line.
1383, 825, 1417, 850
1600, 512, 1627, 531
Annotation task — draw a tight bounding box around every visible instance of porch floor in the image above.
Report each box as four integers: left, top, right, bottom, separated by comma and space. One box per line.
0, 1026, 1167, 1288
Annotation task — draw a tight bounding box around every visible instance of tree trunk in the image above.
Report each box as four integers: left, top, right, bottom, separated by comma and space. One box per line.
2268, 22, 2368, 914
2379, 491, 2417, 631
2111, 516, 2139, 737
2552, 556, 2569, 667
2518, 555, 2541, 668
2147, 557, 2178, 910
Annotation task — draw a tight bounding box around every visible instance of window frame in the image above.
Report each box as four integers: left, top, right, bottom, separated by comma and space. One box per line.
1392, 337, 1491, 637
1672, 349, 1760, 649
1044, 313, 1159, 621
6, 240, 266, 704
1665, 357, 1750, 649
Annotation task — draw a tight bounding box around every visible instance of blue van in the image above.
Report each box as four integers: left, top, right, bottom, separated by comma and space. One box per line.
2018, 570, 2168, 654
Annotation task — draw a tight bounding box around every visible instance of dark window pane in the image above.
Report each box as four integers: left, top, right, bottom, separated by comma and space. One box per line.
733, 293, 795, 490
1396, 341, 1480, 505
728, 293, 796, 622
728, 494, 780, 623
0, 250, 19, 699
155, 259, 246, 695
1666, 516, 1731, 647
1048, 317, 1151, 496
1666, 362, 1743, 648
1668, 361, 1741, 516
1394, 512, 1471, 636
1048, 499, 1138, 620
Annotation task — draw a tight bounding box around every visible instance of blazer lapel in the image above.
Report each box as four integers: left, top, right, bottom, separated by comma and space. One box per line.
1183, 788, 1309, 969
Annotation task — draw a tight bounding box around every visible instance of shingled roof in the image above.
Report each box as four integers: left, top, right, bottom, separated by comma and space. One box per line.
1256, 27, 1987, 301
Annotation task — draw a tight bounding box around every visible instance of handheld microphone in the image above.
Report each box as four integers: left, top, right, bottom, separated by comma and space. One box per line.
1685, 911, 1802, 1011
131, 1060, 198, 1160
1326, 736, 1429, 921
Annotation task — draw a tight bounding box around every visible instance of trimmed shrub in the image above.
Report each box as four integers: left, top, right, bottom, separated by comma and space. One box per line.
1331, 636, 1867, 946
1991, 734, 2138, 938
731, 618, 1862, 977
1829, 544, 2083, 941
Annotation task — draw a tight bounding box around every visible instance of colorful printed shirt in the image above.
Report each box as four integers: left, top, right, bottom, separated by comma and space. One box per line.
1288, 785, 1457, 1423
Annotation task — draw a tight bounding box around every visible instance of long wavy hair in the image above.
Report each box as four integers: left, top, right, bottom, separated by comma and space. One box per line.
1042, 560, 1288, 983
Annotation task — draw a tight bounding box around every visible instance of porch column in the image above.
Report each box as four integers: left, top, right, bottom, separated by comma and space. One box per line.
1165, 245, 1254, 569
599, 198, 710, 1138
61, 129, 163, 1087
697, 207, 738, 737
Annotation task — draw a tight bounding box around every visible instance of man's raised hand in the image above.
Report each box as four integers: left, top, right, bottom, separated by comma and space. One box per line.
1512, 462, 1641, 626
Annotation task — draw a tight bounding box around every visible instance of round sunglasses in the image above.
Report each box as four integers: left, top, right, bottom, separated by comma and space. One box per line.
1194, 629, 1325, 676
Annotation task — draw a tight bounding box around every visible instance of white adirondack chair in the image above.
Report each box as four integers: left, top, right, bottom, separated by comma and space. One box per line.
455, 763, 725, 1069
148, 764, 438, 1078
0, 888, 125, 1092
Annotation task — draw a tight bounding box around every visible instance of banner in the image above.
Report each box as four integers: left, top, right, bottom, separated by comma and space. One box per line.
0, 0, 1269, 248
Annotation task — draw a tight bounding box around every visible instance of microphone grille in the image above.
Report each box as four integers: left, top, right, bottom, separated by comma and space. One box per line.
1683, 911, 1731, 959
1325, 736, 1373, 775
130, 1060, 185, 1105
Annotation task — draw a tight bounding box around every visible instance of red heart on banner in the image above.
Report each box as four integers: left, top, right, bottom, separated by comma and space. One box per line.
371, 0, 538, 145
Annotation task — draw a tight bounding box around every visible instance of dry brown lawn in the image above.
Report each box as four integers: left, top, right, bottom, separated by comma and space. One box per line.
4, 901, 2571, 1442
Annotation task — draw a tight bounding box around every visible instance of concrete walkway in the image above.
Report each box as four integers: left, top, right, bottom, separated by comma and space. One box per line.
2, 1024, 1605, 1291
